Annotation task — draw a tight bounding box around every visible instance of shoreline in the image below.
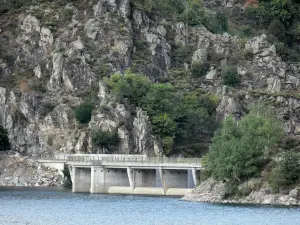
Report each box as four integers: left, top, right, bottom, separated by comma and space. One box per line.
182, 178, 300, 207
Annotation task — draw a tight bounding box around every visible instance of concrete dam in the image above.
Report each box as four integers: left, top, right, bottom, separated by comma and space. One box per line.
38, 154, 204, 196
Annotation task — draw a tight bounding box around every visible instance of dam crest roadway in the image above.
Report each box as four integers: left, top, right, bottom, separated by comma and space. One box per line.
38, 154, 204, 196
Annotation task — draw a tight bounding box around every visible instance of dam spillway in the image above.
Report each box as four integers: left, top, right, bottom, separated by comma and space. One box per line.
38, 154, 204, 196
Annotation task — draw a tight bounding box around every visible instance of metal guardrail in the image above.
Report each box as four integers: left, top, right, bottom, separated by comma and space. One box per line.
37, 154, 203, 165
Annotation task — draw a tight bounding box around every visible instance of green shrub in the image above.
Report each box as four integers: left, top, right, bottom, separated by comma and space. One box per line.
268, 19, 286, 42
162, 136, 174, 155
221, 66, 239, 86
151, 114, 176, 137
190, 61, 208, 77
171, 44, 194, 67
91, 129, 120, 150
204, 11, 228, 34
0, 125, 11, 151
269, 152, 300, 193
274, 41, 288, 58
179, 0, 206, 26
105, 73, 150, 106
131, 0, 154, 13
215, 11, 228, 32
74, 102, 94, 124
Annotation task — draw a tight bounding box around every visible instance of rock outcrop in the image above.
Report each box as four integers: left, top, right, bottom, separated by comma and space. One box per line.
0, 153, 62, 187
183, 178, 300, 206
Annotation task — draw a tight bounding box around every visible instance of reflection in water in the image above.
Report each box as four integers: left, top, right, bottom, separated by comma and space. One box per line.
0, 187, 299, 225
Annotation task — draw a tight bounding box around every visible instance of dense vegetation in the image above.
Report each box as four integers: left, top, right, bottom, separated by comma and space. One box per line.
105, 71, 218, 155
206, 105, 300, 195
0, 125, 11, 151
207, 106, 283, 182
244, 0, 300, 61
269, 151, 300, 193
131, 0, 228, 34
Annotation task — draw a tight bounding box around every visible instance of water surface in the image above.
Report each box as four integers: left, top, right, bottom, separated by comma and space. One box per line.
0, 187, 299, 225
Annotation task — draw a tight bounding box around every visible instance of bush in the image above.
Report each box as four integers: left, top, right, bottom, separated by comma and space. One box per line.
207, 11, 228, 34
215, 11, 228, 32
151, 114, 177, 137
269, 152, 300, 193
105, 73, 150, 106
171, 44, 194, 67
74, 102, 94, 124
190, 61, 209, 77
179, 0, 206, 26
221, 67, 239, 86
162, 136, 174, 155
268, 19, 286, 42
0, 125, 11, 151
207, 105, 283, 182
91, 129, 120, 150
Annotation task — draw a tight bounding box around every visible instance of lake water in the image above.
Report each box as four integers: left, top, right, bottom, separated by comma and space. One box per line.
0, 187, 299, 225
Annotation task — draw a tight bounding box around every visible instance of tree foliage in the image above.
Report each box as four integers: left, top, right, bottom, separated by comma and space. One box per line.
207, 105, 284, 182
105, 73, 150, 106
245, 0, 300, 60
91, 129, 120, 150
74, 102, 94, 124
105, 72, 217, 155
0, 125, 11, 151
269, 151, 300, 192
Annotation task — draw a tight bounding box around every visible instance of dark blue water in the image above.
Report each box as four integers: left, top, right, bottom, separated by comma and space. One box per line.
0, 188, 299, 225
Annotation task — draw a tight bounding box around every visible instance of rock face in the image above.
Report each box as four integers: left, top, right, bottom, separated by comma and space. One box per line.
183, 178, 300, 206
0, 1, 165, 156
0, 0, 300, 157
0, 153, 62, 187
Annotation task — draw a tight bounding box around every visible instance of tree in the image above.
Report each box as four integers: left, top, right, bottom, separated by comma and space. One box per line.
0, 125, 11, 151
141, 83, 177, 117
207, 105, 283, 182
269, 152, 300, 192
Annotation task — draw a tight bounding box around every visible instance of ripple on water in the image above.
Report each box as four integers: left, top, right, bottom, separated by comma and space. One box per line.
0, 187, 299, 225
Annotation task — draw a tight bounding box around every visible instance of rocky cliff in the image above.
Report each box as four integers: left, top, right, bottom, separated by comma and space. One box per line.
0, 0, 299, 157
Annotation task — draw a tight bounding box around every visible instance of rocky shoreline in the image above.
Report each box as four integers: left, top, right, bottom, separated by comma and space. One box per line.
0, 153, 63, 187
183, 178, 300, 206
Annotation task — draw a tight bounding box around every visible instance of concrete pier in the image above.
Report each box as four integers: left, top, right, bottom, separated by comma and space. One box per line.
72, 167, 91, 193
